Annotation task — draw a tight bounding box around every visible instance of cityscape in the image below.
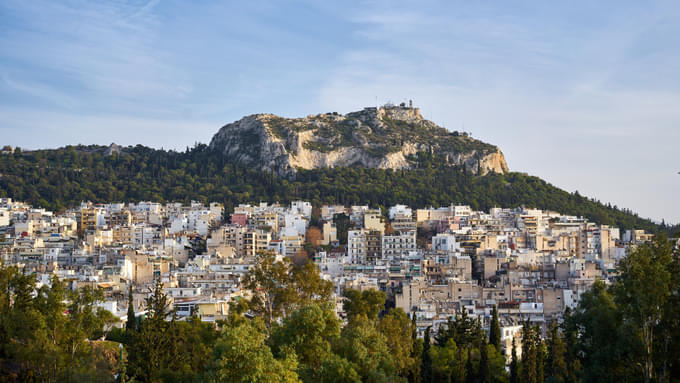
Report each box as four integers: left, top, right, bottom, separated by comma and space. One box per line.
2, 1, 679, 382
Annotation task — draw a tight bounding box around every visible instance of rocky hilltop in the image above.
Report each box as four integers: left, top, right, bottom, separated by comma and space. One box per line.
209, 104, 509, 176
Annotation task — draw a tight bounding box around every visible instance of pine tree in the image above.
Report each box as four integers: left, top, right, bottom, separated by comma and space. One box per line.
489, 305, 501, 352
126, 285, 136, 333
510, 338, 520, 383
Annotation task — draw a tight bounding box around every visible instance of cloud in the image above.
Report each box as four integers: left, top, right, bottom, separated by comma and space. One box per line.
317, 1, 680, 222
1, 74, 79, 109
1, 0, 190, 113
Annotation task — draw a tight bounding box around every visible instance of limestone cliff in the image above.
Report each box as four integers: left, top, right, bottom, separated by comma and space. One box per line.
209, 104, 509, 176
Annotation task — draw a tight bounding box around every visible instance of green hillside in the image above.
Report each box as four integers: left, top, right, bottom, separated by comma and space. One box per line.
0, 144, 672, 233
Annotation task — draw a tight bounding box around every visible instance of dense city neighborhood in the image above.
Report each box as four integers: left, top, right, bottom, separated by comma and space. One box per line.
0, 196, 659, 362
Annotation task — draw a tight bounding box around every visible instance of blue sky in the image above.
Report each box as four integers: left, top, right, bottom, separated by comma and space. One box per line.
1, 0, 679, 223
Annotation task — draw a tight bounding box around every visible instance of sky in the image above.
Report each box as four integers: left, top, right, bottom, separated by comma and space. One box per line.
1, 0, 679, 223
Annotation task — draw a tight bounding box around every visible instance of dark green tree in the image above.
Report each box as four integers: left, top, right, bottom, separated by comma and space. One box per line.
421, 326, 433, 383
126, 285, 136, 333
510, 338, 519, 383
479, 336, 490, 383
342, 288, 386, 323
546, 322, 567, 383
489, 305, 501, 352
614, 234, 674, 383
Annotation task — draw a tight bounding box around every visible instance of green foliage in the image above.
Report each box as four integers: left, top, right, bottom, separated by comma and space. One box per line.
0, 264, 117, 382
421, 327, 433, 383
520, 321, 538, 383
209, 320, 300, 383
563, 235, 680, 383
614, 234, 674, 382
335, 315, 399, 382
242, 251, 333, 329
489, 305, 501, 352
427, 311, 505, 383
271, 303, 341, 378
342, 288, 386, 323
546, 322, 568, 383
429, 338, 462, 382
377, 308, 418, 377
126, 285, 136, 333
316, 353, 362, 383
510, 338, 519, 383
0, 145, 668, 233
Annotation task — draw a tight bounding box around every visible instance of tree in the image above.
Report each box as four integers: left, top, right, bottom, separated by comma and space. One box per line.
62, 286, 116, 381
535, 329, 545, 383
378, 308, 416, 377
571, 280, 633, 383
561, 308, 581, 383
429, 338, 459, 383
614, 234, 674, 383
126, 285, 136, 333
408, 313, 423, 383
242, 251, 293, 328
289, 260, 333, 306
210, 321, 299, 383
436, 310, 480, 349
479, 339, 490, 383
333, 213, 351, 245
421, 327, 433, 383
270, 303, 340, 379
520, 321, 537, 383
489, 305, 501, 352
316, 354, 361, 383
127, 277, 175, 382
342, 289, 385, 323
510, 338, 519, 383
465, 348, 474, 383
546, 322, 567, 383
335, 315, 397, 382
486, 344, 509, 383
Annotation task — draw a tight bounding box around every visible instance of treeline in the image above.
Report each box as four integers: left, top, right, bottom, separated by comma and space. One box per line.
1, 235, 679, 382
0, 145, 672, 233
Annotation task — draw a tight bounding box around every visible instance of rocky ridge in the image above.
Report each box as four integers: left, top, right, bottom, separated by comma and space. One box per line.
209, 104, 509, 176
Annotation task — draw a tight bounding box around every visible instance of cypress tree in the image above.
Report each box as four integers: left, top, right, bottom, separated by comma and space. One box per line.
489, 305, 501, 352
480, 342, 490, 383
409, 314, 422, 383
547, 322, 567, 382
535, 326, 545, 383
126, 284, 136, 332
521, 321, 537, 383
510, 338, 519, 383
465, 348, 474, 383
421, 326, 433, 383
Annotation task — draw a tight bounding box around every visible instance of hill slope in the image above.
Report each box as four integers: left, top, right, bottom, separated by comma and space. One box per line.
209, 104, 508, 176
0, 145, 670, 234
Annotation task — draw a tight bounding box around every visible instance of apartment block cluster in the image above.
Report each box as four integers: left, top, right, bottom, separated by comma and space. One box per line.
0, 197, 654, 356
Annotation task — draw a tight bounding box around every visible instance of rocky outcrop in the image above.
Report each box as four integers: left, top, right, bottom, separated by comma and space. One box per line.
209, 105, 509, 177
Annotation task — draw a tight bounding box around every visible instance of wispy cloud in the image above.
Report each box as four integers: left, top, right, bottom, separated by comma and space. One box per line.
1, 0, 189, 112
0, 0, 678, 222
318, 1, 680, 223
1, 74, 79, 108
